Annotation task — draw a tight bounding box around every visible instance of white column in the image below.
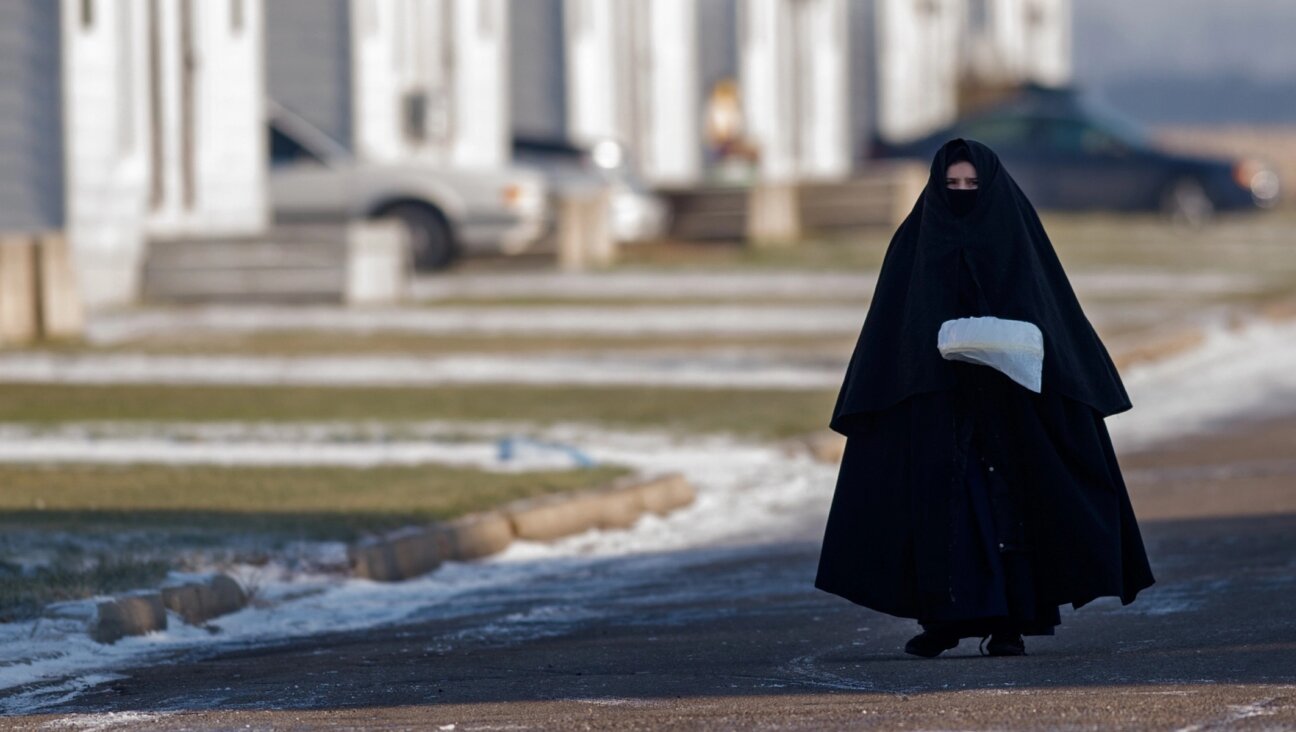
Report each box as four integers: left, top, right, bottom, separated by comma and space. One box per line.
565, 0, 620, 144
353, 0, 508, 168
739, 0, 793, 182
565, 0, 702, 186
797, 0, 849, 179
1021, 0, 1071, 86
60, 0, 150, 308
740, 0, 850, 182
876, 0, 961, 143
640, 0, 701, 186
450, 0, 508, 168
191, 0, 268, 234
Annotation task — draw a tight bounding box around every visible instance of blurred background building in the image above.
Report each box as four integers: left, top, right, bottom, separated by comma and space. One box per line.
0, 0, 1286, 315
1, 0, 265, 310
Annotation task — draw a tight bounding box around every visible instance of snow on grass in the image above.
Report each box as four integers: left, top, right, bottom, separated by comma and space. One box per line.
5, 314, 1296, 713
410, 270, 879, 301
406, 269, 1258, 302
0, 432, 584, 471
84, 304, 867, 344
1108, 316, 1296, 450
0, 351, 842, 390
0, 428, 834, 714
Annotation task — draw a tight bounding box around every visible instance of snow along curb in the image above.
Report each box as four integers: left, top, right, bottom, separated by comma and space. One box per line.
348, 472, 696, 582
90, 574, 248, 644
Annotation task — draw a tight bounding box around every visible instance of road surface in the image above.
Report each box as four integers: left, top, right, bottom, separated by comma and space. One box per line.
9, 416, 1296, 731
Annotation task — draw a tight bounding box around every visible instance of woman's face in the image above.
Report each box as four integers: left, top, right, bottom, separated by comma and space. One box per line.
945, 161, 978, 190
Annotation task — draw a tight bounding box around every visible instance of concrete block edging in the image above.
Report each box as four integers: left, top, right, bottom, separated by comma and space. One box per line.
349, 472, 696, 583
90, 573, 249, 644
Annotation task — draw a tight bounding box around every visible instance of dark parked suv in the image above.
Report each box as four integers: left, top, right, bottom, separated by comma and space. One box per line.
870, 84, 1281, 223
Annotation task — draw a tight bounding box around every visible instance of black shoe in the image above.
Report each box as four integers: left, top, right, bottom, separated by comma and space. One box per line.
979, 632, 1026, 657
905, 630, 960, 658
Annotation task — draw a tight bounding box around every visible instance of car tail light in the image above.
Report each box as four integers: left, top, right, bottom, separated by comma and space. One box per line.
501, 182, 544, 214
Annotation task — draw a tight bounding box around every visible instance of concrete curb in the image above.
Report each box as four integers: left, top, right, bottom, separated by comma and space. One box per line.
791, 430, 847, 465
161, 574, 249, 626
91, 594, 168, 644
90, 574, 250, 643
349, 472, 695, 582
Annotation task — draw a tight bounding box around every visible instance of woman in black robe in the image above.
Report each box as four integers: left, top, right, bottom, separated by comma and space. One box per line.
814, 138, 1155, 658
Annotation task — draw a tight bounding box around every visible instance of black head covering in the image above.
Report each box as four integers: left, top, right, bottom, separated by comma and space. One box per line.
829, 138, 1131, 434
944, 144, 979, 216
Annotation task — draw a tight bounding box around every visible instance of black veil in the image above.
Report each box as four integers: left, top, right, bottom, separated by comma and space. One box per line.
829, 138, 1131, 434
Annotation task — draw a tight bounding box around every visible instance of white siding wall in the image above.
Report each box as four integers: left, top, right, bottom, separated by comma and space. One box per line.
796, 0, 850, 179
964, 0, 1070, 85
0, 1, 65, 233
146, 0, 266, 237
452, 0, 508, 168
61, 0, 150, 309
565, 0, 702, 186
876, 0, 962, 143
194, 0, 267, 232
740, 0, 850, 181
353, 0, 508, 169
642, 0, 701, 185
565, 0, 619, 150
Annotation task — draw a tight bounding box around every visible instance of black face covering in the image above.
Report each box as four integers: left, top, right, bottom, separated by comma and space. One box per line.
946, 188, 978, 216
829, 137, 1132, 434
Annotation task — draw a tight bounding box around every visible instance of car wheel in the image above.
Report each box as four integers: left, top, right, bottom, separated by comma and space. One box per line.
382, 203, 457, 271
1160, 177, 1214, 227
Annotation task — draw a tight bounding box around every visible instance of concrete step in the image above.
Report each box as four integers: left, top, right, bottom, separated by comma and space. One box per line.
142, 223, 408, 304
661, 162, 926, 241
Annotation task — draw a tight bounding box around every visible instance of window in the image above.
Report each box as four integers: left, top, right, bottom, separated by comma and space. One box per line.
960, 116, 1034, 147
269, 124, 324, 167
1038, 119, 1127, 156
81, 0, 94, 29
231, 0, 244, 32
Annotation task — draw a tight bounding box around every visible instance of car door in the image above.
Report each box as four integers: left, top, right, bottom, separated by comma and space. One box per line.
1032, 118, 1163, 211
267, 122, 352, 222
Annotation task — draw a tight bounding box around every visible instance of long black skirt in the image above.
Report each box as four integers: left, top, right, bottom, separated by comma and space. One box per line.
916, 431, 1061, 639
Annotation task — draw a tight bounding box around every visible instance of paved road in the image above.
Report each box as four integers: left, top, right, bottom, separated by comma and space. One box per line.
10, 417, 1296, 731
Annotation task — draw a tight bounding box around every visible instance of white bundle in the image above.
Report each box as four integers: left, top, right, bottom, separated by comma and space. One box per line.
937, 316, 1044, 393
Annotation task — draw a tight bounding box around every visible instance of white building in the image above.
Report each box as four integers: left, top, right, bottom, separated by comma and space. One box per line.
563, 0, 703, 187
740, 0, 852, 182
963, 0, 1070, 90
266, 0, 509, 169
876, 0, 1072, 143
0, 0, 267, 310
875, 0, 965, 144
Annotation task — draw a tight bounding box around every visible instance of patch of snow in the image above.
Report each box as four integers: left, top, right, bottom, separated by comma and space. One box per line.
0, 434, 586, 471
0, 351, 842, 390
0, 428, 834, 714
5, 315, 1296, 713
410, 271, 878, 301
1108, 317, 1296, 450
85, 304, 866, 344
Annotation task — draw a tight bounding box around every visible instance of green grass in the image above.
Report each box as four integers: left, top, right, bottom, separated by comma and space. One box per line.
0, 383, 839, 439
0, 462, 629, 539
0, 462, 627, 621
0, 554, 173, 623
613, 210, 1296, 282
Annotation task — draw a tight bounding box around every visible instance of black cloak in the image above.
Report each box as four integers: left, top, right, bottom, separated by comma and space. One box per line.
815, 138, 1154, 620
